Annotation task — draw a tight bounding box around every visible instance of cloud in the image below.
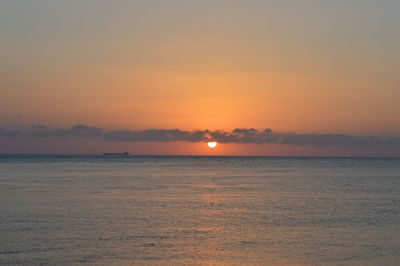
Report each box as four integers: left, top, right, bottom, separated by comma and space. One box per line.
30, 124, 103, 138
31, 124, 46, 129
276, 133, 400, 148
1, 124, 400, 149
210, 128, 277, 144
0, 128, 22, 138
104, 129, 208, 142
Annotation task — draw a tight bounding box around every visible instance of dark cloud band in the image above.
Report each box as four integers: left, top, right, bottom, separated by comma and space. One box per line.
1, 124, 400, 149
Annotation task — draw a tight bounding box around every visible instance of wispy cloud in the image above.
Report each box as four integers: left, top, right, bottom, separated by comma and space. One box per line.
1, 124, 400, 149
104, 129, 206, 142
0, 128, 22, 138
30, 124, 103, 138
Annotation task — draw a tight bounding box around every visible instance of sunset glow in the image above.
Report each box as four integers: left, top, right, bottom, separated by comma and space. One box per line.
0, 1, 400, 156
207, 142, 218, 149
1, 2, 399, 265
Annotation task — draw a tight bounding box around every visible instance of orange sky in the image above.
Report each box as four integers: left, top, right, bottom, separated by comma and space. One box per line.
1, 1, 400, 155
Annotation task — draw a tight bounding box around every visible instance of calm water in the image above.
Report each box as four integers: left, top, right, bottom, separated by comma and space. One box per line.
1, 155, 400, 265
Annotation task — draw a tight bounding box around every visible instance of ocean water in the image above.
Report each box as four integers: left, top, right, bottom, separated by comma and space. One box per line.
1, 155, 400, 265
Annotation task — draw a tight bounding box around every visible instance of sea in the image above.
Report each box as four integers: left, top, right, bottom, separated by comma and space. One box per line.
1, 155, 400, 265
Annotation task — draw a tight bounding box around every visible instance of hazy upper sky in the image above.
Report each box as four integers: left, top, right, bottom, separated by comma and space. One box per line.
1, 0, 400, 155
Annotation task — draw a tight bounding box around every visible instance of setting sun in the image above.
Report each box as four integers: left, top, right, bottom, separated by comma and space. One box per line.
207, 142, 218, 148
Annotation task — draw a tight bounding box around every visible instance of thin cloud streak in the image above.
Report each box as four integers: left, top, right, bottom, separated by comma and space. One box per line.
1, 124, 400, 149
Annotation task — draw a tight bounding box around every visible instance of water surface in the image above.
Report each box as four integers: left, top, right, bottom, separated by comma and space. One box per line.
1, 155, 400, 265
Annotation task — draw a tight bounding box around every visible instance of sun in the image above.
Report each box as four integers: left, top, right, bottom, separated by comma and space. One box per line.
207, 141, 218, 148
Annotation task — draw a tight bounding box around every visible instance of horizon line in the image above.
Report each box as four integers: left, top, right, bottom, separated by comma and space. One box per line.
1, 153, 400, 159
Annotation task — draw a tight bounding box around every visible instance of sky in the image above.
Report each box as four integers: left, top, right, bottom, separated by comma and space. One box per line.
1, 0, 400, 156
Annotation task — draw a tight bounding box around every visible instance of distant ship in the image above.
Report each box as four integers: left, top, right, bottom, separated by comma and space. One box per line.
103, 152, 130, 156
